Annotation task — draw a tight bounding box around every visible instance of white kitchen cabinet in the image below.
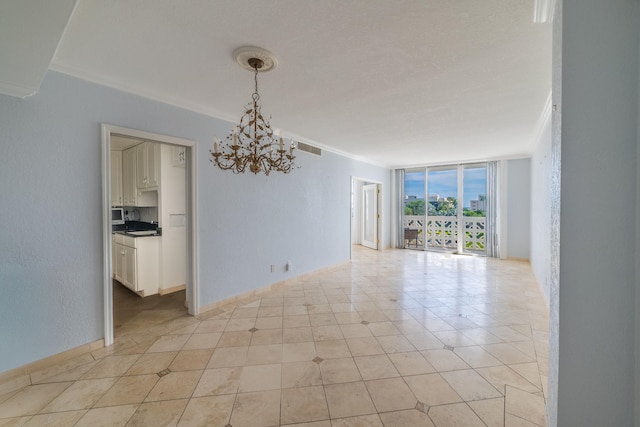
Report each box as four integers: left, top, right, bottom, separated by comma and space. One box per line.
112, 234, 117, 277
113, 234, 159, 296
123, 245, 136, 288
114, 242, 130, 288
122, 147, 137, 206
136, 142, 160, 189
110, 151, 123, 206
122, 145, 158, 208
113, 242, 125, 284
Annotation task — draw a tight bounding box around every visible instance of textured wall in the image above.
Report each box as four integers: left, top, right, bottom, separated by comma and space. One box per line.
0, 71, 390, 373
637, 13, 640, 424
546, 2, 563, 425
530, 120, 552, 303
555, 0, 639, 425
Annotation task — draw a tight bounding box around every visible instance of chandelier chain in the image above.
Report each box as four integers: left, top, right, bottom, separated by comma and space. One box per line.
254, 66, 259, 96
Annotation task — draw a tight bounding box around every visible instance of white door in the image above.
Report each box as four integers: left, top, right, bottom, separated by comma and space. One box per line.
362, 184, 379, 250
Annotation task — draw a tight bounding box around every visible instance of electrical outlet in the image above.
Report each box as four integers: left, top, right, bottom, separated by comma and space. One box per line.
286, 260, 292, 271
270, 264, 275, 273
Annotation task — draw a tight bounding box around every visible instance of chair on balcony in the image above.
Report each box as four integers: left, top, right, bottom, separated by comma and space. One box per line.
404, 228, 419, 248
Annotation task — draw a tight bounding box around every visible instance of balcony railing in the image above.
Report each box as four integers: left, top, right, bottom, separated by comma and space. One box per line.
403, 215, 486, 253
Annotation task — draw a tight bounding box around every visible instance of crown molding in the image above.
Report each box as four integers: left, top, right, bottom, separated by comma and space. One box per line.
533, 0, 556, 23
526, 91, 553, 155
0, 80, 38, 98
48, 66, 392, 170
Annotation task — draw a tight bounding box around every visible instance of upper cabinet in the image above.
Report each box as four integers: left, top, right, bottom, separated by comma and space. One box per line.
111, 141, 160, 208
110, 151, 123, 206
122, 147, 137, 206
136, 142, 160, 189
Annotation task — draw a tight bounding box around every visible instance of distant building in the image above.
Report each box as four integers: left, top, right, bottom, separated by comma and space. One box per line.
404, 195, 417, 206
470, 194, 487, 211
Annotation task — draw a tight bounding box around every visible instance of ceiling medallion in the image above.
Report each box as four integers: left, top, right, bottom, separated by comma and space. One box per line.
210, 46, 296, 175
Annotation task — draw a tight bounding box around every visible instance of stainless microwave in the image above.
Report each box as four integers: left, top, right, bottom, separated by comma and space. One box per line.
111, 207, 125, 225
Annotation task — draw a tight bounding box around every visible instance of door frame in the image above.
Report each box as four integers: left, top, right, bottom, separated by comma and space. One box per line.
350, 176, 382, 254
361, 183, 379, 250
101, 124, 199, 347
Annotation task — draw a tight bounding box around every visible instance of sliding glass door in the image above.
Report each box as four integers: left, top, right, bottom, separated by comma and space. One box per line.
426, 166, 459, 251
403, 163, 488, 255
402, 169, 425, 248
461, 164, 487, 255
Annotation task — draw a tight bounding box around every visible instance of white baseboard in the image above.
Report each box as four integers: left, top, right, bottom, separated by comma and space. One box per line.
159, 284, 186, 295
199, 260, 351, 315
0, 339, 104, 395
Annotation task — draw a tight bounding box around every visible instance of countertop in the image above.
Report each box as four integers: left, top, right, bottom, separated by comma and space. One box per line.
112, 220, 161, 237
113, 230, 161, 237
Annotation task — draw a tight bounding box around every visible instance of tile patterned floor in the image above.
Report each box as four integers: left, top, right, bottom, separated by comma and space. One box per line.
112, 279, 188, 338
0, 247, 549, 426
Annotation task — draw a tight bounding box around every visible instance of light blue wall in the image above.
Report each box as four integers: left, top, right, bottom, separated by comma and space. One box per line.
506, 158, 531, 259
553, 0, 639, 425
0, 71, 391, 373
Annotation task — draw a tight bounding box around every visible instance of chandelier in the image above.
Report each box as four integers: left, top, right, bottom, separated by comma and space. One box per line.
210, 47, 296, 175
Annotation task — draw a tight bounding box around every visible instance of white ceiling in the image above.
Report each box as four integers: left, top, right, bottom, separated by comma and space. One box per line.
0, 0, 76, 97
5, 0, 552, 168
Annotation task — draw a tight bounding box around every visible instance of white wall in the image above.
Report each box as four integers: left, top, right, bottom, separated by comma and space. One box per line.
158, 144, 186, 290
351, 179, 363, 245
0, 71, 391, 373
530, 119, 552, 302
505, 158, 531, 259
550, 0, 639, 426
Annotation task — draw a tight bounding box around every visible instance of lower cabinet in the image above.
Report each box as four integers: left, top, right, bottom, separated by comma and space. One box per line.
113, 234, 159, 296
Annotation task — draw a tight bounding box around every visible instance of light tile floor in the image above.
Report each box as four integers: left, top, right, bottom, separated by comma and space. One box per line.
0, 247, 549, 426
112, 280, 188, 338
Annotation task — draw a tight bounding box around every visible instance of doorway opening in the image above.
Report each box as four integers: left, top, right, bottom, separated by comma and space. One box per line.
101, 124, 198, 346
351, 177, 381, 251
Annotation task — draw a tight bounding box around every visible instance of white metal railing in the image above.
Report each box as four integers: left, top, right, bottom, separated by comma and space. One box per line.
403, 215, 485, 253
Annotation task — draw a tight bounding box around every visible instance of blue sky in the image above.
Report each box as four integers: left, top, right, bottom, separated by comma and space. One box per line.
404, 167, 486, 208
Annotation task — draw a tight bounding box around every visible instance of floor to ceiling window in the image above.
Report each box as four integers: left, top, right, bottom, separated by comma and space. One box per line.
460, 164, 487, 254
402, 169, 426, 249
402, 163, 489, 256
